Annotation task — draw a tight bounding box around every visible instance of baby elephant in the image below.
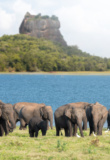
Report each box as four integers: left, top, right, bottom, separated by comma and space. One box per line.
29, 116, 47, 137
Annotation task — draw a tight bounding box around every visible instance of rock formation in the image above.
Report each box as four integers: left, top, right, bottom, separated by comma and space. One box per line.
19, 12, 67, 46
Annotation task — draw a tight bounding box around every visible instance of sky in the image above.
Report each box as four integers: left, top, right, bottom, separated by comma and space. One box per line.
0, 0, 110, 58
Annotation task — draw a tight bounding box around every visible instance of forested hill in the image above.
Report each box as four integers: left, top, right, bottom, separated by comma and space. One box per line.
0, 34, 110, 72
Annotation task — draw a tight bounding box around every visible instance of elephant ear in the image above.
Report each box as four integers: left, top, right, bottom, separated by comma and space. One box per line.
40, 107, 48, 119
40, 107, 44, 117
0, 105, 2, 117
65, 109, 71, 119
102, 111, 108, 118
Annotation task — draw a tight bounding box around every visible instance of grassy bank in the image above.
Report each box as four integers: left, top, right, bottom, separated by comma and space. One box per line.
0, 127, 110, 160
1, 71, 110, 75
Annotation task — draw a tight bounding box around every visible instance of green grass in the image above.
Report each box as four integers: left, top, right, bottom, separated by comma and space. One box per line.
0, 127, 110, 160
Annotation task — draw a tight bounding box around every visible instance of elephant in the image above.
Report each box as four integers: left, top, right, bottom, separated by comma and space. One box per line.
107, 109, 110, 129
54, 102, 90, 137
68, 102, 91, 130
0, 100, 16, 136
86, 102, 108, 135
18, 102, 53, 129
29, 116, 47, 137
0, 118, 13, 136
13, 102, 29, 130
65, 106, 86, 137
13, 102, 48, 130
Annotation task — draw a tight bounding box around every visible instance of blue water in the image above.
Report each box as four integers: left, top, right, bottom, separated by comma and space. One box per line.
0, 74, 110, 127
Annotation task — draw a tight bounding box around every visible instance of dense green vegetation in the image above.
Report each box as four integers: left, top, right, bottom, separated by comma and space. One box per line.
0, 34, 110, 72
0, 127, 110, 160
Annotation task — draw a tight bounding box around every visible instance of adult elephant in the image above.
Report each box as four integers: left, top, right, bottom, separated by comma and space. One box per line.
0, 100, 16, 136
107, 109, 110, 129
54, 102, 89, 137
54, 102, 90, 136
86, 102, 108, 135
0, 118, 13, 136
69, 102, 91, 130
65, 106, 86, 137
13, 102, 29, 130
16, 102, 53, 129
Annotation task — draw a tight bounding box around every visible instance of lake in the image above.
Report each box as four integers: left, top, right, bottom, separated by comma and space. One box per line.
0, 74, 110, 127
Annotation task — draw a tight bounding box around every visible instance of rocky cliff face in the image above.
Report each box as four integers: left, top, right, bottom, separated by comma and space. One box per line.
19, 12, 67, 46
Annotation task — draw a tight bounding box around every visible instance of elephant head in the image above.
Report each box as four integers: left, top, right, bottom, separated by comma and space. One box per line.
1, 103, 16, 129
65, 107, 84, 137
65, 107, 77, 123
40, 106, 53, 129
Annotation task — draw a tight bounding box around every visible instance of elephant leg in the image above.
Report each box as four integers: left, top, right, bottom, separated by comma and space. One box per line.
107, 116, 110, 129
89, 123, 94, 136
73, 124, 77, 136
98, 116, 107, 135
78, 121, 84, 137
97, 123, 99, 135
47, 120, 49, 130
82, 124, 84, 130
0, 119, 9, 136
67, 120, 72, 137
30, 131, 34, 137
4, 121, 9, 136
29, 126, 34, 137
35, 131, 38, 137
19, 119, 27, 130
64, 128, 69, 137
0, 123, 4, 136
56, 126, 60, 136
82, 117, 87, 130
41, 129, 46, 136
97, 121, 103, 135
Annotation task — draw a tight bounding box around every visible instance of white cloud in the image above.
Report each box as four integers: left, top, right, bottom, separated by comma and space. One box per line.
0, 0, 110, 57
12, 0, 35, 14
53, 0, 110, 57
0, 8, 15, 31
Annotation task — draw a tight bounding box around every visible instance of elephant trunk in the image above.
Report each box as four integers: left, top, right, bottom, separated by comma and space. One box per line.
49, 114, 53, 129
8, 116, 16, 129
83, 117, 87, 130
7, 120, 13, 132
9, 121, 15, 129
93, 117, 97, 134
94, 123, 97, 134
77, 119, 84, 137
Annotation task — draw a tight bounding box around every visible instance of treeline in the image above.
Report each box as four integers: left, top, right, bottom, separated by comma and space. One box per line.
0, 34, 110, 72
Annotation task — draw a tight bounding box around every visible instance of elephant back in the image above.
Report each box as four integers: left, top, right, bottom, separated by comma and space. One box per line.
19, 103, 46, 124
54, 104, 70, 117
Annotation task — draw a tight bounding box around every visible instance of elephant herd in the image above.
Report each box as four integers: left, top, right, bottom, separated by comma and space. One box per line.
0, 101, 53, 137
0, 100, 110, 138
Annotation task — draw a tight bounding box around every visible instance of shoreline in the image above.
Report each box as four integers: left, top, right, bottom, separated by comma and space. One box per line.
1, 71, 110, 75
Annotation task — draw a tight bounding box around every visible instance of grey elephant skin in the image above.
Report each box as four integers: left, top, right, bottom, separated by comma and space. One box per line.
14, 102, 46, 130
0, 101, 16, 136
107, 109, 110, 129
65, 107, 86, 137
54, 102, 89, 137
13, 102, 29, 130
86, 102, 108, 135
29, 116, 47, 137
69, 102, 90, 130
17, 102, 53, 129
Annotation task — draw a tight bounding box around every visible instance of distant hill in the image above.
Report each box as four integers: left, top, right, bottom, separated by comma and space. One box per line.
0, 34, 110, 72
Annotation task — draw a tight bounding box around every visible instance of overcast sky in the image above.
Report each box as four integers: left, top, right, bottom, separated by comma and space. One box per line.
0, 0, 110, 58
